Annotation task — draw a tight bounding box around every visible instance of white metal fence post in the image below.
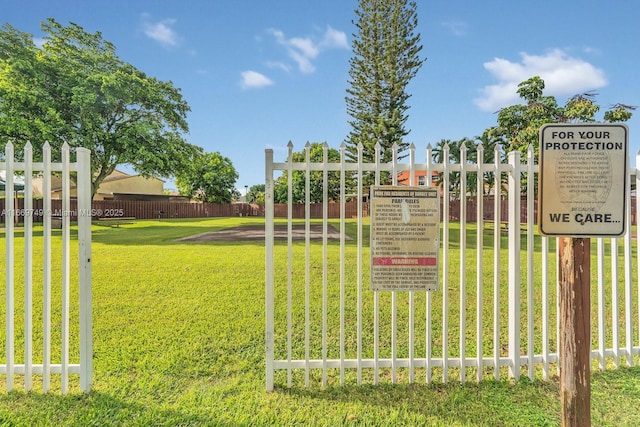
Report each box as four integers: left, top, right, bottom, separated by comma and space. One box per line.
23, 142, 33, 391
4, 141, 15, 391
304, 143, 311, 388
321, 143, 329, 388
265, 148, 275, 392
77, 147, 93, 392
493, 145, 502, 380
356, 143, 363, 385
373, 142, 380, 386
476, 144, 484, 382
61, 142, 70, 394
42, 142, 52, 392
442, 143, 450, 382
408, 143, 416, 384
508, 150, 521, 380
526, 145, 535, 380
459, 143, 467, 383
286, 142, 293, 388
339, 143, 346, 385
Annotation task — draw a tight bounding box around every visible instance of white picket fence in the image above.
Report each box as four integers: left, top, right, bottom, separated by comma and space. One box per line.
264, 142, 640, 391
1, 141, 92, 393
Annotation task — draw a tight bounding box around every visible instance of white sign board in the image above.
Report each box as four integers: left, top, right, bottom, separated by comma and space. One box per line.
538, 123, 629, 237
370, 186, 440, 291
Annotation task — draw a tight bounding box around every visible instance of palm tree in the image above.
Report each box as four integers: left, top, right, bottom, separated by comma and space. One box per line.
475, 132, 507, 196
432, 137, 478, 200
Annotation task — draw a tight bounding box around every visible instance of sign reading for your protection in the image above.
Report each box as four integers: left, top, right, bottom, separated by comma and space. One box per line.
539, 123, 629, 237
370, 186, 440, 291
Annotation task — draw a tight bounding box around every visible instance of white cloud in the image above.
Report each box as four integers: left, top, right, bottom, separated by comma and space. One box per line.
289, 50, 316, 73
288, 36, 319, 59
267, 26, 348, 74
141, 14, 181, 48
442, 20, 468, 37
240, 70, 274, 90
267, 61, 291, 73
474, 49, 608, 112
320, 26, 349, 49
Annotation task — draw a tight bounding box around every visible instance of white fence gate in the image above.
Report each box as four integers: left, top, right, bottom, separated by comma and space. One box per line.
265, 142, 640, 391
1, 141, 92, 393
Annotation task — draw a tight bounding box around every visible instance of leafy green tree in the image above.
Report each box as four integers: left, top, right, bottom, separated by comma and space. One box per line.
488, 76, 635, 196
344, 0, 425, 179
246, 184, 265, 205
0, 19, 200, 198
491, 76, 635, 156
274, 142, 343, 204
175, 152, 239, 203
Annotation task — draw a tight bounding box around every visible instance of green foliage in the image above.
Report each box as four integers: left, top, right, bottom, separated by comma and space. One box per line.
175, 151, 239, 203
246, 184, 265, 204
274, 142, 344, 203
344, 0, 425, 174
563, 92, 600, 121
0, 19, 201, 197
491, 76, 635, 156
604, 103, 636, 122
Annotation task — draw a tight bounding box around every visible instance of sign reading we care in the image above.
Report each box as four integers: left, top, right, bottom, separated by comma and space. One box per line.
538, 123, 629, 237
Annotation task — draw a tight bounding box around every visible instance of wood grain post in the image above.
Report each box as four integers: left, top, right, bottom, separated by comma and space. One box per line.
559, 237, 591, 427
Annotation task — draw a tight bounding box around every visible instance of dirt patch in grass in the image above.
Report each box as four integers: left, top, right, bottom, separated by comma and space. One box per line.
177, 224, 351, 242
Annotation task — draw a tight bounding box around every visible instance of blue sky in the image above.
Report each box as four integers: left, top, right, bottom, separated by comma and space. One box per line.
2, 0, 639, 192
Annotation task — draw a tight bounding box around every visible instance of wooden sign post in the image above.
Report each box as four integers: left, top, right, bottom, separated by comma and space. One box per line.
539, 123, 629, 427
558, 237, 591, 426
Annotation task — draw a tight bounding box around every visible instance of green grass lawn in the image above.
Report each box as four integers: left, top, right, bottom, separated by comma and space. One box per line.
0, 217, 639, 426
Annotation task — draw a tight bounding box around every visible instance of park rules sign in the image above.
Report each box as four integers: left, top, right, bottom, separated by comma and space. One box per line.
539, 123, 629, 237
370, 186, 440, 291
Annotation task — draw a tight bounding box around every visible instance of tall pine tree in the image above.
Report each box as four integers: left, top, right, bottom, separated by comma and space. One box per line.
344, 0, 425, 175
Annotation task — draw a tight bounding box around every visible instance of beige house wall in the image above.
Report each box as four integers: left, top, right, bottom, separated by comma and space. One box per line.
32, 170, 165, 200
31, 175, 62, 198
96, 175, 164, 199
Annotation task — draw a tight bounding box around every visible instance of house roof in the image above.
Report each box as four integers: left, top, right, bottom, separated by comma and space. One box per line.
100, 169, 165, 184
100, 169, 131, 183
49, 169, 165, 192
